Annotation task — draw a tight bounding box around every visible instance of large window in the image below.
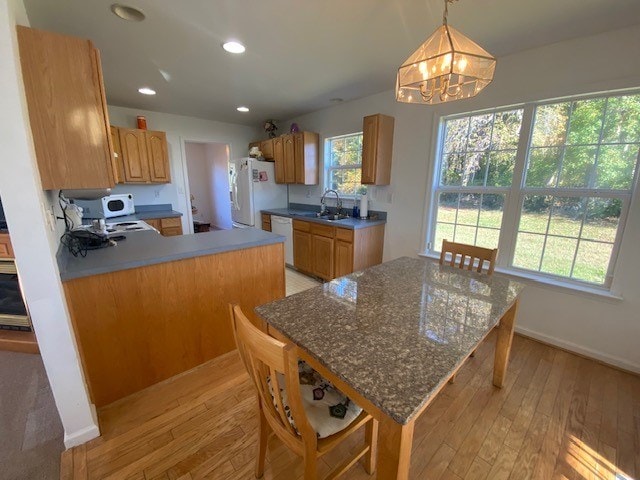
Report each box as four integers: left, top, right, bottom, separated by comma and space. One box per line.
429, 92, 640, 287
326, 133, 367, 196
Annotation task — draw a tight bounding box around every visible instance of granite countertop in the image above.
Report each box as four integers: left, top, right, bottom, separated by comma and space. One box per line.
261, 208, 386, 230
58, 228, 284, 281
256, 256, 525, 424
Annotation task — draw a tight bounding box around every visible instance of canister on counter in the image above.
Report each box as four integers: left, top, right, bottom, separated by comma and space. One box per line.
137, 116, 147, 130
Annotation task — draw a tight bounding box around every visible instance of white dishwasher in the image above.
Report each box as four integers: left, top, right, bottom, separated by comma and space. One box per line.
271, 216, 294, 266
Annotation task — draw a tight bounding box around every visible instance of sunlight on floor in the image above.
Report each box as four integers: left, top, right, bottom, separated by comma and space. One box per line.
566, 435, 635, 480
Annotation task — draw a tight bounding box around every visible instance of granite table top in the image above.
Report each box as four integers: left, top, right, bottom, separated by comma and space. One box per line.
256, 256, 525, 424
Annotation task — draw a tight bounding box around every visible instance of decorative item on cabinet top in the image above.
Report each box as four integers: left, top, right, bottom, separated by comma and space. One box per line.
110, 126, 171, 184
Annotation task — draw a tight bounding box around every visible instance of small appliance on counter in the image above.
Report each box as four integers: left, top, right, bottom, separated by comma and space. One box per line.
74, 193, 135, 219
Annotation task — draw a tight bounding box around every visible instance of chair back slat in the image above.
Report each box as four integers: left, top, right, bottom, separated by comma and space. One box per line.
439, 239, 498, 276
229, 305, 315, 445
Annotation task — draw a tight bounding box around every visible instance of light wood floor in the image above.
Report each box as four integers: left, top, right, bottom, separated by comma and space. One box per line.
60, 333, 640, 480
285, 267, 321, 296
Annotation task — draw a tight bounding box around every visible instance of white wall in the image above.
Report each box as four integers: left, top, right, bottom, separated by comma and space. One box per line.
286, 25, 640, 373
0, 0, 98, 447
205, 143, 233, 230
185, 143, 215, 225
108, 106, 259, 234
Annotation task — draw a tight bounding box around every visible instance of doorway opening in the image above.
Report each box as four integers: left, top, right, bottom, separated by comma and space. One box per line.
184, 142, 232, 232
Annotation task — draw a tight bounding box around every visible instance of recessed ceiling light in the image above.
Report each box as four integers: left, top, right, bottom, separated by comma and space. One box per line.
223, 41, 246, 54
111, 4, 145, 22
330, 97, 344, 103
237, 106, 249, 112
138, 87, 156, 95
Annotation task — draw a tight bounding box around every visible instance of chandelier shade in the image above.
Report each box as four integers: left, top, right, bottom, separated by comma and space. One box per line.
396, 20, 496, 105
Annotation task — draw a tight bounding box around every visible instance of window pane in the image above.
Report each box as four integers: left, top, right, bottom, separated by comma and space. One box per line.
520, 196, 551, 233
443, 117, 470, 153
454, 225, 477, 245
457, 194, 480, 225
573, 240, 612, 284
566, 98, 606, 145
329, 168, 363, 196
437, 193, 458, 223
434, 223, 455, 250
513, 233, 544, 270
491, 110, 523, 150
596, 144, 638, 190
330, 134, 361, 167
602, 95, 640, 143
582, 198, 620, 243
557, 146, 596, 188
441, 153, 464, 186
540, 236, 578, 277
532, 103, 570, 147
478, 194, 504, 228
467, 114, 494, 152
547, 197, 585, 238
476, 228, 500, 249
526, 147, 561, 187
487, 151, 515, 186
329, 138, 345, 166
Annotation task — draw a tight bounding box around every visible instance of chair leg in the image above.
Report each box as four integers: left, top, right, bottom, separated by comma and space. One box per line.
364, 418, 378, 475
303, 445, 318, 480
255, 405, 269, 479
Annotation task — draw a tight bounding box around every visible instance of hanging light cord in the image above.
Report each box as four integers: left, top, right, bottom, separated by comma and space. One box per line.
443, 0, 458, 25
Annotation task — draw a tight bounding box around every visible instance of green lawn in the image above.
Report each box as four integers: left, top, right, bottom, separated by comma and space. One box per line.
435, 207, 618, 284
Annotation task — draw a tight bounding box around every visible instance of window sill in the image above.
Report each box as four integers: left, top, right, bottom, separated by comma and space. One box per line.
418, 251, 624, 302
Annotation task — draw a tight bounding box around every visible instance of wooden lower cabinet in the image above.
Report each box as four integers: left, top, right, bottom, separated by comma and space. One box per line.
145, 217, 183, 236
293, 229, 312, 273
293, 220, 384, 281
261, 213, 272, 232
311, 235, 334, 280
0, 233, 14, 258
334, 239, 354, 278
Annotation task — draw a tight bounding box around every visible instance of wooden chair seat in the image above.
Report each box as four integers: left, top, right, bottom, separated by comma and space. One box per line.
229, 304, 378, 480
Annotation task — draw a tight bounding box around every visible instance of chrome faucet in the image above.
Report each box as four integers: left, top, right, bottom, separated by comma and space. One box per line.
320, 189, 342, 215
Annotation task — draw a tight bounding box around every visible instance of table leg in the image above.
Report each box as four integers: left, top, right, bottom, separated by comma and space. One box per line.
377, 416, 415, 480
493, 298, 519, 388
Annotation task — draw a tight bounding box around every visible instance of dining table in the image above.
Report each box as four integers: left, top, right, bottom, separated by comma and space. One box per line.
255, 256, 526, 480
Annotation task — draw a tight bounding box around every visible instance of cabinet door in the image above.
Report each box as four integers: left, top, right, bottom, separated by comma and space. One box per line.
17, 27, 115, 190
145, 219, 161, 231
119, 129, 150, 183
312, 234, 334, 280
283, 134, 296, 184
361, 115, 379, 184
273, 137, 285, 183
0, 234, 14, 259
145, 131, 171, 183
110, 126, 125, 184
334, 240, 354, 278
293, 132, 305, 184
260, 139, 274, 160
293, 229, 312, 273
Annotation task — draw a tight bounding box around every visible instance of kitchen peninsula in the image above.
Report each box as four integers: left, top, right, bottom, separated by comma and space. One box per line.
59, 228, 285, 406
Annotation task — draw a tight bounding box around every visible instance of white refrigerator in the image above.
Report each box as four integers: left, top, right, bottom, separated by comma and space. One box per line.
229, 158, 288, 227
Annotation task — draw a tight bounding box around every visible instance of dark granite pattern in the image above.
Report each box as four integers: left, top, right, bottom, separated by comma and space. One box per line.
256, 256, 525, 424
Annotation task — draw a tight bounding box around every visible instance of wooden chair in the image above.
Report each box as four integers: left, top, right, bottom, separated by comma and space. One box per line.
439, 239, 498, 275
439, 239, 498, 379
229, 304, 378, 480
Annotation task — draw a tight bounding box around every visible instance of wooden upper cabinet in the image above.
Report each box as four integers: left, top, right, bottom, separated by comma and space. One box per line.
146, 130, 171, 183
260, 139, 274, 160
0, 233, 14, 259
17, 26, 115, 190
119, 129, 150, 183
110, 126, 124, 184
283, 134, 296, 184
361, 114, 395, 185
293, 132, 319, 185
273, 137, 285, 183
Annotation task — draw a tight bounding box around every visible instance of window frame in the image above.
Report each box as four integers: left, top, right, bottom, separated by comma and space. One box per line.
425, 90, 640, 291
325, 132, 364, 198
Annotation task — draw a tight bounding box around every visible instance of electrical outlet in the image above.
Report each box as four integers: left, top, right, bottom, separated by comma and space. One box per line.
306, 189, 311, 198
42, 202, 55, 232
154, 189, 160, 198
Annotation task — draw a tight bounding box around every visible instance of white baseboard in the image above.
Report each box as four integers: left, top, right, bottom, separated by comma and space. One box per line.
515, 325, 640, 375
64, 424, 100, 449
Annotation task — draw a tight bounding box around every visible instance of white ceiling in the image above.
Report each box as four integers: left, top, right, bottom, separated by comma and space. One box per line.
23, 0, 640, 127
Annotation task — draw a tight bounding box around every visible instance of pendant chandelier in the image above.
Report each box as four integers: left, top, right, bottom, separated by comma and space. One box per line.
396, 0, 496, 105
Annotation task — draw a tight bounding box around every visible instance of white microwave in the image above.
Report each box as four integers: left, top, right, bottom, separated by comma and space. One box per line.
75, 194, 135, 219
